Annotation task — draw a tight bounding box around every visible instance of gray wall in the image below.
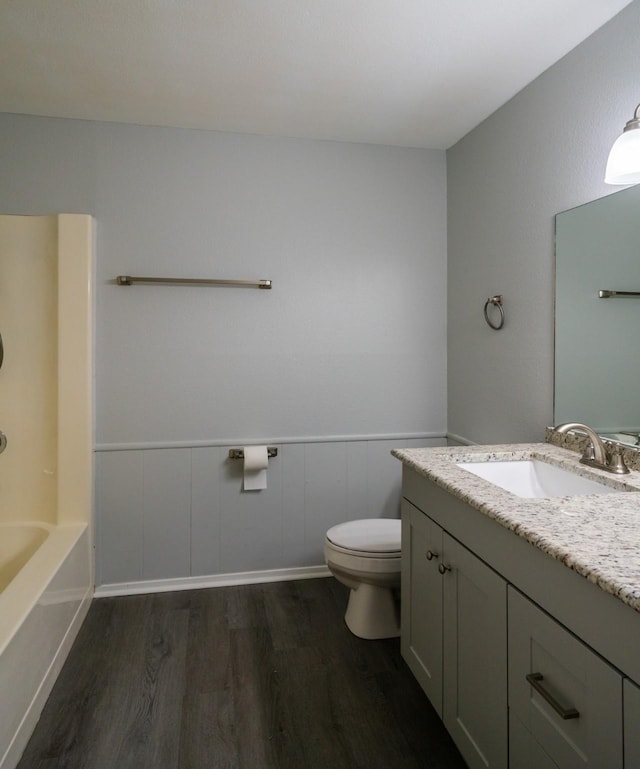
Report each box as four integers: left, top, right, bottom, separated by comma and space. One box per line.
447, 0, 640, 445
0, 114, 447, 585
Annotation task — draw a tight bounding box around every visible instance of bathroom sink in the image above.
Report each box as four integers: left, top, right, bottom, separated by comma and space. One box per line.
456, 459, 619, 498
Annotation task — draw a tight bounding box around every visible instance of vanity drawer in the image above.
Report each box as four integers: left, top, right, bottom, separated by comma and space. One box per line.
508, 587, 623, 768
624, 678, 640, 768
509, 714, 559, 769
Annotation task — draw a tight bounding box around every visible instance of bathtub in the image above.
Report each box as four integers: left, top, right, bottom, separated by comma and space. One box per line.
0, 523, 51, 593
0, 523, 91, 769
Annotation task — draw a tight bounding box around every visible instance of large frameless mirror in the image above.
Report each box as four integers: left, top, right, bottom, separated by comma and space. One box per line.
555, 184, 640, 446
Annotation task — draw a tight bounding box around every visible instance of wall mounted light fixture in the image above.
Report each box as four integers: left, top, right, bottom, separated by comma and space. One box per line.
605, 103, 640, 185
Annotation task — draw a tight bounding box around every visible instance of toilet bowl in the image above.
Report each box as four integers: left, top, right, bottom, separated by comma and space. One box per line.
324, 518, 401, 640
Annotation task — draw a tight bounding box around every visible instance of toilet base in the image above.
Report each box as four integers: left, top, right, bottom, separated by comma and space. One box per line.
344, 582, 400, 640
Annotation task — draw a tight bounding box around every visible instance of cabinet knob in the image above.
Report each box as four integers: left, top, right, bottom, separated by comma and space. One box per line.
425, 550, 439, 560
438, 562, 452, 575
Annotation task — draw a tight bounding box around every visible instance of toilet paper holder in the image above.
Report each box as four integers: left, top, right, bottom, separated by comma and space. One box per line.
228, 447, 278, 460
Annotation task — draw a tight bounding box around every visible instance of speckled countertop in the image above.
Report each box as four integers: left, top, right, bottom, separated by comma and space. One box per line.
392, 443, 640, 613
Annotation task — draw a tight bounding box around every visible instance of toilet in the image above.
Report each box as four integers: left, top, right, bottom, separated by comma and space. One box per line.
324, 518, 401, 640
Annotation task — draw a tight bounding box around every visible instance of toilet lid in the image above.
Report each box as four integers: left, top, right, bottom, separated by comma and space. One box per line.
326, 519, 401, 554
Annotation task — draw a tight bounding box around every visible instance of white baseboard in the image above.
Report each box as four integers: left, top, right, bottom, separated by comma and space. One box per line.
95, 564, 332, 598
1, 586, 93, 769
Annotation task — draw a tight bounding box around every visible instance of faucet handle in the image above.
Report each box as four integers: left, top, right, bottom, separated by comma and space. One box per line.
605, 441, 631, 475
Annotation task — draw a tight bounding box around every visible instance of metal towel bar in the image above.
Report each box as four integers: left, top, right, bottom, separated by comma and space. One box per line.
598, 289, 640, 298
116, 275, 272, 289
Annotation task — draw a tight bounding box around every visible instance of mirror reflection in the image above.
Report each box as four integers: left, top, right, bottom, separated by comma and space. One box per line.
555, 184, 640, 446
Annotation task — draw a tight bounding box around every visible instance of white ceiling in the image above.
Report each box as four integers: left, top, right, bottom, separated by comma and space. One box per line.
0, 0, 633, 150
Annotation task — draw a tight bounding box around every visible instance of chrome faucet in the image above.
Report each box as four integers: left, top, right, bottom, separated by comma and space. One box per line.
554, 422, 629, 475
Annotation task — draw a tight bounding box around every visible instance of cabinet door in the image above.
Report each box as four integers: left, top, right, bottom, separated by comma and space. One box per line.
442, 533, 508, 769
401, 499, 444, 715
624, 678, 640, 768
509, 587, 623, 768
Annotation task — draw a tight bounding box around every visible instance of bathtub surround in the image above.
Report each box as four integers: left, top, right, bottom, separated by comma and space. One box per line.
1, 215, 57, 523
0, 215, 94, 769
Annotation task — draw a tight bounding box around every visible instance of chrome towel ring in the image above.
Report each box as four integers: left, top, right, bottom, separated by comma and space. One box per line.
484, 295, 504, 330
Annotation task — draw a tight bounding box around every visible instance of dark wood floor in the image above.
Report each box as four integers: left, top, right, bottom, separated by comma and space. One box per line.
17, 578, 467, 769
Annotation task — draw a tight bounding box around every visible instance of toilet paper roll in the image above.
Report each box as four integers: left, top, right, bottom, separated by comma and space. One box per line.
243, 445, 269, 491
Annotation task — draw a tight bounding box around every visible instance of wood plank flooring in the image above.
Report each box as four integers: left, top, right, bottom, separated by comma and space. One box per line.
17, 578, 467, 769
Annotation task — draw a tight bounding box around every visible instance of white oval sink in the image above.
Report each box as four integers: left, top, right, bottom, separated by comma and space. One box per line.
456, 459, 619, 498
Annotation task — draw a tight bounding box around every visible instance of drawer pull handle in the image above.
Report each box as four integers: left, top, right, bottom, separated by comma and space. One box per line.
426, 550, 439, 560
525, 673, 580, 720
438, 562, 452, 575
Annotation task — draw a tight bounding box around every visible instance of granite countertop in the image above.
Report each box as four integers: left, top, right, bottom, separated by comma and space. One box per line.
392, 442, 640, 613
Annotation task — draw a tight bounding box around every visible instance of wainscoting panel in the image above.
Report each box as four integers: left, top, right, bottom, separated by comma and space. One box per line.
346, 441, 369, 522
141, 448, 191, 580
303, 442, 349, 565
190, 446, 223, 577
96, 450, 144, 584
95, 435, 444, 589
280, 443, 307, 569
366, 439, 424, 519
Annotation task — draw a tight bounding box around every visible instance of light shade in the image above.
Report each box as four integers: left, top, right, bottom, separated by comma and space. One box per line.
605, 103, 640, 185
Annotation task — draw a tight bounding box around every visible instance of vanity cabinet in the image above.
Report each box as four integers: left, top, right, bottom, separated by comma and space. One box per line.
400, 465, 640, 769
625, 679, 640, 768
508, 587, 622, 768
401, 499, 508, 769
